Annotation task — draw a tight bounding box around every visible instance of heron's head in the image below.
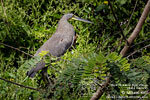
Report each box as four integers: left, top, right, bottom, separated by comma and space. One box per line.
63, 13, 93, 24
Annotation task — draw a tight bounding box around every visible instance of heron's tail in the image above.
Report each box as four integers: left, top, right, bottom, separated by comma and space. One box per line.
27, 60, 45, 78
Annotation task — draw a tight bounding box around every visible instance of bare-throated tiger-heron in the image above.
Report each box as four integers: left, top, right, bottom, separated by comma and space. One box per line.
27, 13, 93, 77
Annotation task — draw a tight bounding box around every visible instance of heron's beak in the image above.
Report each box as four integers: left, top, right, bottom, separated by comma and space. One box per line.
71, 16, 93, 24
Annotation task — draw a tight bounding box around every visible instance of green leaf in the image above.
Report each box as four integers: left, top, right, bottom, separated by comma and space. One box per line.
0, 45, 5, 48
116, 0, 127, 5
95, 4, 107, 12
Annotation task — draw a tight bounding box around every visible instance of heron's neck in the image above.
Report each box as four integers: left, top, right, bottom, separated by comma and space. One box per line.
56, 18, 73, 32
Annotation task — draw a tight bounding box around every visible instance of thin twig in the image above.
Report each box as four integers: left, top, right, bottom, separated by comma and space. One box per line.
127, 44, 150, 58
0, 77, 40, 91
125, 0, 139, 30
130, 38, 150, 48
108, 0, 129, 46
0, 42, 33, 57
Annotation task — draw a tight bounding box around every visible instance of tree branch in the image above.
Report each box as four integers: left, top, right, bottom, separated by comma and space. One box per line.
0, 77, 40, 91
0, 42, 33, 57
120, 0, 150, 56
90, 75, 111, 100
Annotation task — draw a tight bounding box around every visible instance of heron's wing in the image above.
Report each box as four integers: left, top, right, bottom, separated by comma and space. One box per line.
48, 34, 74, 56
34, 34, 74, 57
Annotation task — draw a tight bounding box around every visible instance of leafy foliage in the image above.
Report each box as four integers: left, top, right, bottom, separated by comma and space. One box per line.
42, 52, 130, 99
0, 0, 150, 99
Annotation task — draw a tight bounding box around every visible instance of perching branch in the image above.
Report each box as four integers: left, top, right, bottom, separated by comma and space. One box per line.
120, 0, 150, 56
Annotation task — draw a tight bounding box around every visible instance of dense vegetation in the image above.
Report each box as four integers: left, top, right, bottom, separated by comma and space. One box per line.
0, 0, 150, 99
